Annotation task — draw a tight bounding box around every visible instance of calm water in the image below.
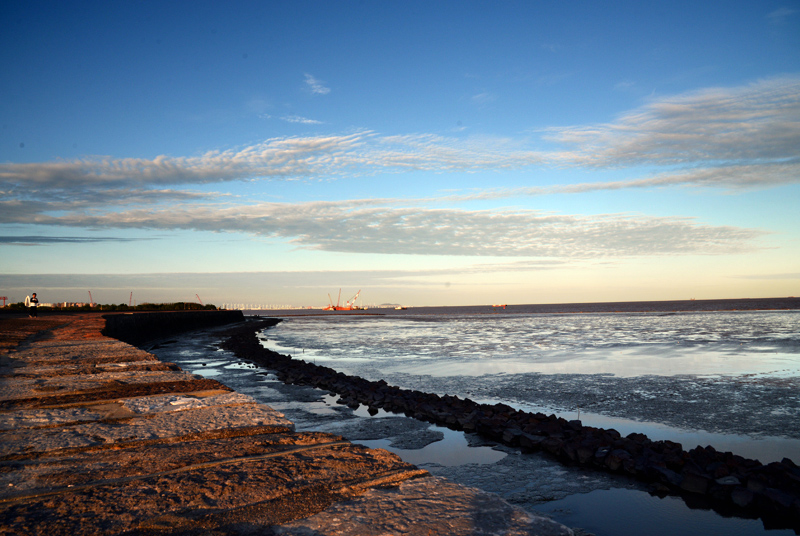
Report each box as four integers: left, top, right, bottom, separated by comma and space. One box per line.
247, 304, 800, 535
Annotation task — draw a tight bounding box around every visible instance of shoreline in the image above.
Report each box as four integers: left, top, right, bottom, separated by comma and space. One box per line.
247, 297, 800, 316
220, 316, 800, 530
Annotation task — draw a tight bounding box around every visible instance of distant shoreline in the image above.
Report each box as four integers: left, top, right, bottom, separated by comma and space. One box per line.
246, 296, 800, 316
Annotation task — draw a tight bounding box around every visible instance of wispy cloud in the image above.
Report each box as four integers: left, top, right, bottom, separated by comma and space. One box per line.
546, 76, 800, 167
767, 7, 797, 25
2, 77, 797, 199
614, 79, 636, 91
471, 92, 496, 105
13, 199, 763, 259
304, 73, 330, 95
0, 76, 794, 262
0, 132, 550, 196
0, 235, 147, 245
282, 115, 324, 124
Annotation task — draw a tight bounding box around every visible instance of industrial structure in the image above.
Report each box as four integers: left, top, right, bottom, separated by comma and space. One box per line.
323, 289, 364, 311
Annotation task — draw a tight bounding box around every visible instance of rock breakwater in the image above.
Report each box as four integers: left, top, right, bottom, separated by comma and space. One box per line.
223, 318, 800, 531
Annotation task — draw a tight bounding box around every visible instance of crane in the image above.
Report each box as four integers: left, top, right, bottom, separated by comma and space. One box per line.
346, 289, 362, 308
196, 294, 204, 306
323, 289, 363, 311
88, 291, 94, 307
129, 292, 133, 307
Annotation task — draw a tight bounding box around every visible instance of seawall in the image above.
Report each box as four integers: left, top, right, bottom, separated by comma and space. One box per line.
101, 309, 245, 345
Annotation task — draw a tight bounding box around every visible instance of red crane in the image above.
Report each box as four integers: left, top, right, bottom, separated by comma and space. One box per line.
323, 289, 362, 311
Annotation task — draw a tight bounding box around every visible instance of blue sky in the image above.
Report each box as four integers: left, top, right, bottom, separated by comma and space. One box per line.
1, 1, 799, 307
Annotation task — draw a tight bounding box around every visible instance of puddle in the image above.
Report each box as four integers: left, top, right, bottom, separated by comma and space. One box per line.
538, 488, 795, 536
357, 426, 506, 467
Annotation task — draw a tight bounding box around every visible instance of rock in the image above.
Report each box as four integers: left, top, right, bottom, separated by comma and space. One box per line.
502, 428, 524, 445
567, 419, 582, 431
762, 488, 796, 510
747, 477, 768, 494
593, 446, 611, 463
604, 449, 631, 472
651, 466, 683, 488
681, 471, 711, 495
731, 487, 755, 507
577, 445, 595, 464
519, 433, 546, 451
541, 437, 564, 455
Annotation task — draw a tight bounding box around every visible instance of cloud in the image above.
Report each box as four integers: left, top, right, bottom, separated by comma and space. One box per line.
0, 132, 553, 199
519, 159, 800, 196
2, 77, 798, 202
0, 133, 370, 192
1, 75, 797, 265
614, 79, 636, 91
282, 115, 324, 124
304, 73, 330, 95
20, 199, 764, 259
546, 76, 800, 167
767, 7, 797, 24
0, 186, 214, 216
471, 92, 496, 105
0, 235, 147, 245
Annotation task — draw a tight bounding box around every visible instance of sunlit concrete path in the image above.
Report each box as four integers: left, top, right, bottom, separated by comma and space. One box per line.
0, 313, 572, 536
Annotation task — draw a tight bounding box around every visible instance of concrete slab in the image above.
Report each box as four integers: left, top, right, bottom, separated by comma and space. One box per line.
276, 476, 574, 536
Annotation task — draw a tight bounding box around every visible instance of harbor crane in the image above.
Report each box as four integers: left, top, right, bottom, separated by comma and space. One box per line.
323, 289, 363, 311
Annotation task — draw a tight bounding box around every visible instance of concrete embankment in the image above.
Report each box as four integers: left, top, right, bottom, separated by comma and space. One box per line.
0, 312, 573, 536
223, 318, 800, 532
101, 309, 245, 345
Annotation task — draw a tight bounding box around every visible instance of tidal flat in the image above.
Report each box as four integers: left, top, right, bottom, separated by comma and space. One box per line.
152, 305, 800, 536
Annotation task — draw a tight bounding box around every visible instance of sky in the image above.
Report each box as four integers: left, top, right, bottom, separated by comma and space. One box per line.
1, 1, 799, 308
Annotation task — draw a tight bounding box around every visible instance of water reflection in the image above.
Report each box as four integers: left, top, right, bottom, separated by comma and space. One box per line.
358, 426, 506, 467
538, 488, 794, 536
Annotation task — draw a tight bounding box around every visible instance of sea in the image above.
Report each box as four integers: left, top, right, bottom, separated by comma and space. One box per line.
150, 299, 800, 536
